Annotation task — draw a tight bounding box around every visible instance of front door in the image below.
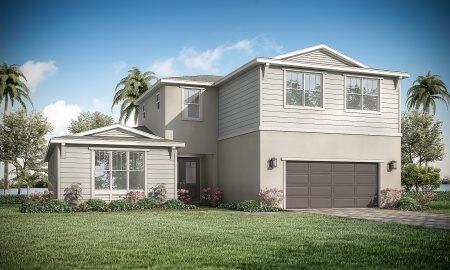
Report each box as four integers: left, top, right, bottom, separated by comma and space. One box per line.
178, 157, 200, 202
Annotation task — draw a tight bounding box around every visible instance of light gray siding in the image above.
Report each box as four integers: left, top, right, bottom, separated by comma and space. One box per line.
282, 49, 356, 67
92, 128, 144, 138
261, 66, 400, 135
58, 144, 176, 201
47, 146, 59, 197
218, 66, 260, 138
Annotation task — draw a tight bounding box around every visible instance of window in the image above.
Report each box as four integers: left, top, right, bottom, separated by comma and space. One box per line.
156, 92, 160, 110
142, 105, 146, 119
182, 87, 202, 120
285, 70, 323, 108
346, 76, 380, 112
94, 151, 145, 191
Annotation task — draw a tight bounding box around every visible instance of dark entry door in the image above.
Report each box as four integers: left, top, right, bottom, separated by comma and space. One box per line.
286, 162, 378, 209
178, 157, 200, 202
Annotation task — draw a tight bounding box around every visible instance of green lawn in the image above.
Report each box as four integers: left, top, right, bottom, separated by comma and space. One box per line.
0, 205, 449, 269
426, 201, 450, 215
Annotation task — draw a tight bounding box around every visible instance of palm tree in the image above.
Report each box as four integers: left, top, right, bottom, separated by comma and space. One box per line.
112, 67, 156, 124
0, 62, 32, 192
406, 72, 450, 114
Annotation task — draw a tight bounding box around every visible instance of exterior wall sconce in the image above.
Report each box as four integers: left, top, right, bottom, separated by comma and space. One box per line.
388, 161, 397, 172
268, 157, 277, 169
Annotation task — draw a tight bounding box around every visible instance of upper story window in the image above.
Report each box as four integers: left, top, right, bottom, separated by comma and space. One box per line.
285, 70, 323, 108
142, 105, 145, 119
156, 92, 160, 110
346, 76, 380, 112
182, 87, 203, 121
94, 150, 145, 191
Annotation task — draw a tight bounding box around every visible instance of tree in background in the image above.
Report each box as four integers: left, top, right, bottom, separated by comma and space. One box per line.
401, 110, 445, 165
0, 62, 32, 192
406, 72, 449, 115
112, 68, 156, 124
0, 109, 52, 194
68, 111, 114, 134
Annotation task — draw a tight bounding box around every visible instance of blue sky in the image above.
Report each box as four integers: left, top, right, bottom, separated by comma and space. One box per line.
1, 0, 449, 176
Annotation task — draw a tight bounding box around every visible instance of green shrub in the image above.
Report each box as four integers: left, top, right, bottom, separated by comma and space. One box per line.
0, 194, 28, 204
427, 201, 450, 210
401, 163, 441, 192
81, 199, 109, 212
135, 197, 158, 209
434, 191, 450, 202
217, 202, 238, 210
396, 196, 420, 211
161, 199, 197, 209
108, 199, 133, 211
20, 199, 72, 213
218, 200, 281, 212
236, 200, 260, 212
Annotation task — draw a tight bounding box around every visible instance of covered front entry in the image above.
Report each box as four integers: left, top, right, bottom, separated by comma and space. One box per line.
285, 161, 378, 209
178, 157, 201, 202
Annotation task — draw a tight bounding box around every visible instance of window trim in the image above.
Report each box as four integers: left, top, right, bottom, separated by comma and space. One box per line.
344, 74, 382, 114
91, 149, 147, 201
283, 68, 326, 110
156, 92, 160, 110
181, 87, 204, 121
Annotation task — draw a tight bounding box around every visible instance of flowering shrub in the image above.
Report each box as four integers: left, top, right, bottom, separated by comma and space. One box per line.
123, 191, 145, 204
379, 188, 404, 209
20, 199, 72, 213
405, 191, 437, 208
259, 188, 283, 207
200, 187, 223, 206
177, 189, 191, 204
28, 191, 54, 204
150, 184, 167, 203
64, 183, 83, 207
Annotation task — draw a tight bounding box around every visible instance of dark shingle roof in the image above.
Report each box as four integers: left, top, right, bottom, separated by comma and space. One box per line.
164, 75, 223, 83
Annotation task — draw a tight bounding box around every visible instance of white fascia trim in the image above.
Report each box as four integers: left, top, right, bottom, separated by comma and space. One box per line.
273, 44, 368, 68
50, 138, 185, 148
73, 124, 163, 140
259, 126, 402, 137
281, 157, 385, 163
258, 59, 410, 78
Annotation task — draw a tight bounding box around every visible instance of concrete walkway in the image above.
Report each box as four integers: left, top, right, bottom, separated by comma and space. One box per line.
295, 208, 450, 230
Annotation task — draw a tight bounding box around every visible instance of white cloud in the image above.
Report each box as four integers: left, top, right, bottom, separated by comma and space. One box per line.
20, 60, 58, 91
91, 98, 107, 112
43, 100, 81, 136
149, 37, 282, 76
150, 58, 178, 77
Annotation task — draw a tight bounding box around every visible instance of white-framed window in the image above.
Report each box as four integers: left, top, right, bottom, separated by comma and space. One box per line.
345, 76, 380, 112
142, 105, 146, 119
182, 87, 203, 120
284, 70, 323, 108
94, 150, 145, 191
156, 92, 160, 110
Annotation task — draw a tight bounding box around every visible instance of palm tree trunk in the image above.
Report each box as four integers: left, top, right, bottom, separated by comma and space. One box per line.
3, 98, 9, 194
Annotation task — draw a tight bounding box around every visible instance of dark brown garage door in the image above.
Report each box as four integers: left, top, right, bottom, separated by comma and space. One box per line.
286, 162, 378, 209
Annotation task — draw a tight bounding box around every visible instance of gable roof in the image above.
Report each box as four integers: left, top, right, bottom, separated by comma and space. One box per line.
273, 44, 368, 68
73, 124, 161, 139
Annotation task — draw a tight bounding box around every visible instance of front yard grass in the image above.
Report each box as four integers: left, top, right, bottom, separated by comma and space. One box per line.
0, 205, 449, 269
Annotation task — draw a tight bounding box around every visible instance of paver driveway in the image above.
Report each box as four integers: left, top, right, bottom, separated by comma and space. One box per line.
295, 208, 450, 230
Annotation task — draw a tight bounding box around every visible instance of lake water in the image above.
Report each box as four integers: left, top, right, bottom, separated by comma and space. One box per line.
438, 184, 450, 191
0, 188, 48, 195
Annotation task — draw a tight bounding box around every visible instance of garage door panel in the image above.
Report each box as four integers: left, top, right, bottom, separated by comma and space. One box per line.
286, 197, 309, 209
356, 174, 377, 184
333, 174, 355, 184
286, 187, 308, 196
286, 174, 309, 186
333, 186, 355, 196
286, 161, 378, 209
332, 163, 354, 172
333, 198, 355, 208
310, 186, 332, 196
310, 174, 332, 184
310, 163, 332, 172
310, 198, 332, 208
286, 162, 309, 172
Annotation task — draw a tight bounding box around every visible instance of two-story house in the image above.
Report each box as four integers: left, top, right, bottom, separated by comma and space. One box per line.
47, 44, 409, 209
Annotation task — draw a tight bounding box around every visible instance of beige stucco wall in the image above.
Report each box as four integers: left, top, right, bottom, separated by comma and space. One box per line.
217, 131, 260, 203
259, 130, 401, 193
137, 85, 165, 137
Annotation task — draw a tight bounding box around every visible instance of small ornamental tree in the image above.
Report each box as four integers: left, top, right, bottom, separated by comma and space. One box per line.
401, 163, 441, 192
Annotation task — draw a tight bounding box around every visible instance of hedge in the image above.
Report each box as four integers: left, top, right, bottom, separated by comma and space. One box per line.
0, 195, 28, 204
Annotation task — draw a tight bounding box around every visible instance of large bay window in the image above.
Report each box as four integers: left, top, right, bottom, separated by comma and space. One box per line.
94, 150, 145, 191
285, 70, 323, 108
346, 76, 380, 112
